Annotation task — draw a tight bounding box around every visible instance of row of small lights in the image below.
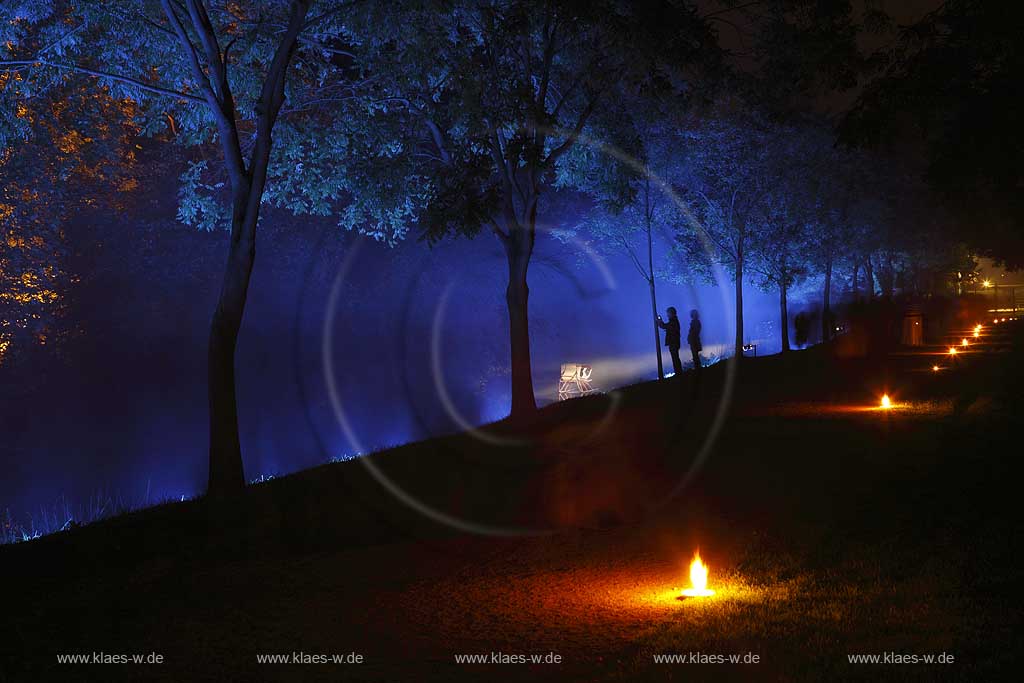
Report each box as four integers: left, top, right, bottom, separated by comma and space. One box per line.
695, 316, 1015, 597
886, 317, 1017, 406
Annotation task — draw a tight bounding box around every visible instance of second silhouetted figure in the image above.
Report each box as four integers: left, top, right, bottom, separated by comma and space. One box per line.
688, 309, 702, 371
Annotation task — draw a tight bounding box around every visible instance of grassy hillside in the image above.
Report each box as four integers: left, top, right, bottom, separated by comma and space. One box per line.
2, 321, 1021, 681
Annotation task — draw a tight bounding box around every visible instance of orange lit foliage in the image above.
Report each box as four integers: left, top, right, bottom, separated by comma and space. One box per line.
0, 77, 140, 365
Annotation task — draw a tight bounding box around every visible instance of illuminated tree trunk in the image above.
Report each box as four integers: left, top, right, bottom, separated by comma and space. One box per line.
159, 0, 312, 495
779, 280, 790, 353
864, 257, 875, 300
504, 221, 537, 420
649, 277, 664, 380
822, 255, 833, 342
646, 204, 664, 380
207, 197, 254, 493
734, 247, 745, 360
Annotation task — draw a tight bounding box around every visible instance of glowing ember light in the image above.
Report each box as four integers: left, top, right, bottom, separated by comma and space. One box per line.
994, 318, 999, 324
983, 279, 992, 288
961, 338, 969, 347
973, 330, 980, 338
949, 346, 958, 356
932, 365, 939, 372
681, 551, 715, 597
880, 394, 892, 409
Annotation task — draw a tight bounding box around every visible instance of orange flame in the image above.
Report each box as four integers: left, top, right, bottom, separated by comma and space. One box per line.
681, 551, 714, 597
880, 394, 892, 409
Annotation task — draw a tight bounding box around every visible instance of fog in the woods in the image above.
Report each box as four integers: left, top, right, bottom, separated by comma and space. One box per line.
1, 191, 803, 519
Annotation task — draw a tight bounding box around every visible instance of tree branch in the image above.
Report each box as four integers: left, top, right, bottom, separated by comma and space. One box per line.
0, 60, 205, 103
543, 86, 602, 167
161, 0, 246, 188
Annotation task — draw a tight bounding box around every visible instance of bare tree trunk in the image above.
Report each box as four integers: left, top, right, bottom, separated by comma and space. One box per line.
646, 219, 664, 380
822, 255, 833, 342
647, 278, 663, 382
159, 0, 312, 495
864, 257, 875, 300
504, 221, 537, 420
780, 281, 790, 353
882, 253, 895, 298
207, 197, 254, 493
735, 249, 745, 360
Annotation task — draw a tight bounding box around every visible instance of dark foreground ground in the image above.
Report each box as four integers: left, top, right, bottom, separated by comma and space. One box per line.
2, 320, 1022, 682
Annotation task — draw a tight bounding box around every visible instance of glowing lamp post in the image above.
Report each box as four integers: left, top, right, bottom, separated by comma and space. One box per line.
681, 551, 715, 598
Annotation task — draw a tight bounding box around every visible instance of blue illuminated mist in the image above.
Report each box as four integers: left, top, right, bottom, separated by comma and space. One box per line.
1, 193, 790, 525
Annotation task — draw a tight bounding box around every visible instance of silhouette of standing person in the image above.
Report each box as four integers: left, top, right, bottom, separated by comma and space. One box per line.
656, 307, 683, 376
688, 309, 702, 371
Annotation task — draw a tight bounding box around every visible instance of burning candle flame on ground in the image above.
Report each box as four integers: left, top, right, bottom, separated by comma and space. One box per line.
961, 338, 969, 347
880, 394, 892, 409
949, 347, 958, 356
681, 551, 715, 597
932, 365, 940, 372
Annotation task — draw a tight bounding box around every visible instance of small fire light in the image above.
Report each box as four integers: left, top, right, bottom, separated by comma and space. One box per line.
949, 346, 958, 356
932, 365, 940, 372
880, 394, 892, 409
961, 338, 969, 347
681, 551, 715, 597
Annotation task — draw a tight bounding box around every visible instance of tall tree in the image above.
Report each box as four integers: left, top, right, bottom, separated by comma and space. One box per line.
560, 120, 686, 380
677, 106, 773, 360
747, 132, 815, 354
2, 1, 414, 495
371, 0, 719, 418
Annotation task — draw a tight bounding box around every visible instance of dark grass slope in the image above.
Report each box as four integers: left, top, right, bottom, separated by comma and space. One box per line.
2, 321, 1022, 681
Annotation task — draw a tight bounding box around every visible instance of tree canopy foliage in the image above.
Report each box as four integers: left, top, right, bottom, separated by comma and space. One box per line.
841, 0, 1024, 268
